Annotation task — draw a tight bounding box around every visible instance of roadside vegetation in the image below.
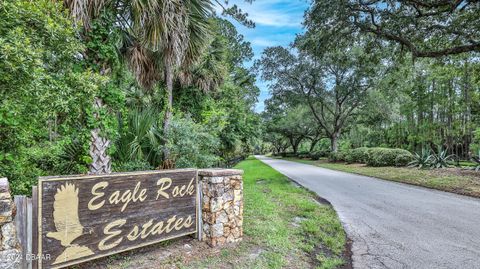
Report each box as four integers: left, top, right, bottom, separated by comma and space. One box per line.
257, 1, 480, 191
283, 157, 480, 199
80, 157, 350, 269
1, 0, 260, 195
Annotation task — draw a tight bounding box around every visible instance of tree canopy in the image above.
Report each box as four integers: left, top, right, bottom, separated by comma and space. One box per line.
258, 0, 480, 162
0, 0, 260, 195
304, 0, 480, 57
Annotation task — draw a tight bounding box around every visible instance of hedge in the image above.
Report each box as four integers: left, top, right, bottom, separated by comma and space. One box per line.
328, 151, 346, 162
394, 153, 414, 167
310, 150, 331, 160
298, 153, 310, 159
365, 148, 413, 167
344, 147, 370, 164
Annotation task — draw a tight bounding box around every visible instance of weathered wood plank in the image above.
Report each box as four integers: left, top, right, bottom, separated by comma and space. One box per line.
38, 170, 198, 269
196, 181, 202, 241
14, 195, 27, 269
32, 187, 38, 269
27, 197, 32, 269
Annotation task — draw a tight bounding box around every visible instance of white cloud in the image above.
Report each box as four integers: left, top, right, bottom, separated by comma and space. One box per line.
248, 10, 301, 27
251, 38, 281, 47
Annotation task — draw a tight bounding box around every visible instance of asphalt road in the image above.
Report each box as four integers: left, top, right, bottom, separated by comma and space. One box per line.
256, 156, 480, 269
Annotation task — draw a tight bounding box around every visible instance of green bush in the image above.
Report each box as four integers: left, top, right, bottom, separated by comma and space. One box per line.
167, 116, 220, 168
310, 150, 330, 160
113, 160, 153, 172
366, 148, 412, 167
328, 151, 346, 162
281, 152, 299, 158
298, 152, 310, 159
0, 156, 41, 195
345, 147, 370, 164
394, 154, 414, 167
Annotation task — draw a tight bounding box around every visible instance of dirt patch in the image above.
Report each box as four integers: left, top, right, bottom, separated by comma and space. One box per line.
311, 194, 333, 206
430, 167, 480, 179
341, 238, 354, 269
302, 232, 353, 269
247, 247, 265, 260
72, 236, 227, 269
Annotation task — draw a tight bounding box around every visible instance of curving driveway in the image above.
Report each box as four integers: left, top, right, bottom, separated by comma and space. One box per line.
256, 156, 480, 269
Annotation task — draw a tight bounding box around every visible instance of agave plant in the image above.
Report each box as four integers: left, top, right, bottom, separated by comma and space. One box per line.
471, 151, 480, 172
408, 149, 432, 169
430, 147, 455, 169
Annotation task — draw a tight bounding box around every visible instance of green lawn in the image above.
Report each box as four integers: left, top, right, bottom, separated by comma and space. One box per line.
285, 157, 480, 198
188, 157, 349, 269
83, 157, 350, 269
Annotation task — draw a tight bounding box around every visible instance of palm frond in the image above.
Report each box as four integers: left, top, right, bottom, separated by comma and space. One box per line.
64, 0, 109, 28
65, 0, 215, 89
126, 43, 161, 89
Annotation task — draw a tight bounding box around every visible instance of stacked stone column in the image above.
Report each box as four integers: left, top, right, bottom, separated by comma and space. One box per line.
199, 169, 243, 247
0, 178, 20, 269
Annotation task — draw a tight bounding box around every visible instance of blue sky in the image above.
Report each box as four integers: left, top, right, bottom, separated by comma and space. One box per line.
216, 0, 310, 112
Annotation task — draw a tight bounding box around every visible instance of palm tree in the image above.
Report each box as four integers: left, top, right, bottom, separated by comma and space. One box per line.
131, 1, 212, 165
64, 0, 213, 170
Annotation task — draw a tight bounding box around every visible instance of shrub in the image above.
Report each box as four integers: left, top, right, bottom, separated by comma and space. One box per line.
345, 147, 370, 164
342, 149, 353, 163
113, 160, 153, 172
328, 151, 346, 162
167, 116, 220, 168
0, 156, 41, 195
394, 154, 414, 167
366, 148, 412, 167
310, 153, 321, 160
310, 150, 330, 160
282, 152, 298, 158
298, 152, 310, 159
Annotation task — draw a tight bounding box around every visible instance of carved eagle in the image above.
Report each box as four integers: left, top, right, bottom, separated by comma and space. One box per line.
46, 183, 84, 246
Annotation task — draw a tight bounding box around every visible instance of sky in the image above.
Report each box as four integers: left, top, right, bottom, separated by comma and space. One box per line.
215, 0, 310, 112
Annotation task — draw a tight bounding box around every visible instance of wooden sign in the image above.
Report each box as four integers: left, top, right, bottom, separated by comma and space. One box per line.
37, 169, 198, 269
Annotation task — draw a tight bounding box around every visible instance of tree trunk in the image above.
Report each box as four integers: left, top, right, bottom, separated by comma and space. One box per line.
289, 137, 300, 154
331, 132, 340, 153
162, 63, 173, 163
309, 139, 319, 153
89, 97, 111, 174
292, 143, 299, 154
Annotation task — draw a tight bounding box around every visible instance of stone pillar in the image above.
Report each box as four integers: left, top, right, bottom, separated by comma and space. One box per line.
0, 178, 20, 269
199, 169, 243, 247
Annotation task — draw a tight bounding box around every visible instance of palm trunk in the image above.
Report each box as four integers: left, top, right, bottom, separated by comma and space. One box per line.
162, 63, 173, 162
89, 97, 111, 174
